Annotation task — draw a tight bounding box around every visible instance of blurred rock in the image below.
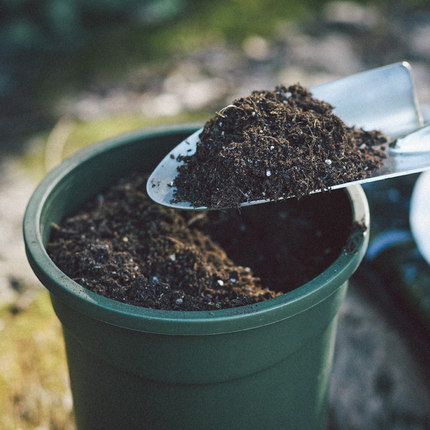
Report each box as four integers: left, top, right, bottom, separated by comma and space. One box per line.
409, 23, 430, 59
323, 1, 380, 32
0, 159, 39, 304
286, 32, 363, 75
242, 35, 272, 61
161, 65, 227, 110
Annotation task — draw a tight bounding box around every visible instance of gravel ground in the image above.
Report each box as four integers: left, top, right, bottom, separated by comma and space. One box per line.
0, 158, 40, 305
1, 2, 430, 428
330, 281, 430, 429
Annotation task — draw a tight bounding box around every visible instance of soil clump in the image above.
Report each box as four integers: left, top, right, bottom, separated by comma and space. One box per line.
173, 84, 388, 208
47, 173, 357, 311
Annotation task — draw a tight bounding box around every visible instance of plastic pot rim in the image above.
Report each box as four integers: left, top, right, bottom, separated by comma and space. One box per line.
23, 123, 370, 336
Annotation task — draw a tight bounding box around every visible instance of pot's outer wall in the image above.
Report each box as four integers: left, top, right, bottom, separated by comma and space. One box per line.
61, 309, 340, 429
23, 124, 370, 430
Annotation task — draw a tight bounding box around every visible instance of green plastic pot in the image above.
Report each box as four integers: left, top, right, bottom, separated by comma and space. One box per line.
24, 124, 370, 430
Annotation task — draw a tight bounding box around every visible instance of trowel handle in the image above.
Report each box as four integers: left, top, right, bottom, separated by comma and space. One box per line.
391, 124, 430, 154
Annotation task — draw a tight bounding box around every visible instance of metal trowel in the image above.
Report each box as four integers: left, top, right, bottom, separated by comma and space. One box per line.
147, 62, 430, 210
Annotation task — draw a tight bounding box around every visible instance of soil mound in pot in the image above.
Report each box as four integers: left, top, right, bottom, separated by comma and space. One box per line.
173, 84, 388, 208
47, 174, 356, 311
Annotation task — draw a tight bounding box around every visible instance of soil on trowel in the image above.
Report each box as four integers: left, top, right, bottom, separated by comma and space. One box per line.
47, 173, 359, 311
173, 84, 388, 208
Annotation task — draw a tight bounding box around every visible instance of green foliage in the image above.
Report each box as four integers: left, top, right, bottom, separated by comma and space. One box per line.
12, 0, 322, 100
0, 0, 186, 95
0, 0, 186, 54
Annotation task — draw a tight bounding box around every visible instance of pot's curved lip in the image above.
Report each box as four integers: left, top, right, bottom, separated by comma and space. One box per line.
24, 124, 369, 336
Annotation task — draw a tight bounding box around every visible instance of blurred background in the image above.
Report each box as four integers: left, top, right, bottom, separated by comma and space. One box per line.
0, 0, 430, 428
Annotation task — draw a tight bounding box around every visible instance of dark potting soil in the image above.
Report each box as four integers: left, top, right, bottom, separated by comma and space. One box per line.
173, 84, 388, 208
47, 173, 359, 311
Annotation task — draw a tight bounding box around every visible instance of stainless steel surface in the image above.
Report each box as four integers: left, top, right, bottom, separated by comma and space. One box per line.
312, 61, 422, 138
147, 62, 429, 211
